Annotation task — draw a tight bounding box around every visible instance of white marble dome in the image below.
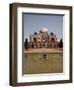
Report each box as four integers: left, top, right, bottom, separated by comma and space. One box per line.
41, 27, 48, 32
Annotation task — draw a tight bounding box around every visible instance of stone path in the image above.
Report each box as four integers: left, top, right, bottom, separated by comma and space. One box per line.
24, 48, 63, 53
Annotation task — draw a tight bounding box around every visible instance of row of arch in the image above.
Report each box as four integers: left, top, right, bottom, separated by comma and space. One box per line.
28, 43, 58, 48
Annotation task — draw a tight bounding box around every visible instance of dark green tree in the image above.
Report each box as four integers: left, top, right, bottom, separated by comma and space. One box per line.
24, 38, 28, 50
59, 39, 63, 48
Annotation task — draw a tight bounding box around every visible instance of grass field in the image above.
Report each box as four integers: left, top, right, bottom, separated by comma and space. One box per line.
23, 52, 63, 74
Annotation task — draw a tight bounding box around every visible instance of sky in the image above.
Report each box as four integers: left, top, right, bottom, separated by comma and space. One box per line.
23, 13, 63, 42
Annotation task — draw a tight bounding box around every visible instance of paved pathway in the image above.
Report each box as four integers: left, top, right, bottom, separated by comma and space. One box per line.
24, 48, 63, 53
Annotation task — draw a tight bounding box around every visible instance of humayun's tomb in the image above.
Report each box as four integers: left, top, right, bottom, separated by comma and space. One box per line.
24, 27, 62, 49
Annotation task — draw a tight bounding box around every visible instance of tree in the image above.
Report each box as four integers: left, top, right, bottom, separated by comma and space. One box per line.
24, 38, 28, 50
59, 39, 63, 48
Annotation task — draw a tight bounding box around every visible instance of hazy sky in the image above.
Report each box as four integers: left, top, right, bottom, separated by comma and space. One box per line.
23, 13, 63, 41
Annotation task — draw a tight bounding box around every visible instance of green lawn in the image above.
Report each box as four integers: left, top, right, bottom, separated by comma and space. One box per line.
23, 53, 63, 74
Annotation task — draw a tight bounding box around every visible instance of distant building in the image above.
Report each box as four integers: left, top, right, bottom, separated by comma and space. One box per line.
25, 27, 59, 49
